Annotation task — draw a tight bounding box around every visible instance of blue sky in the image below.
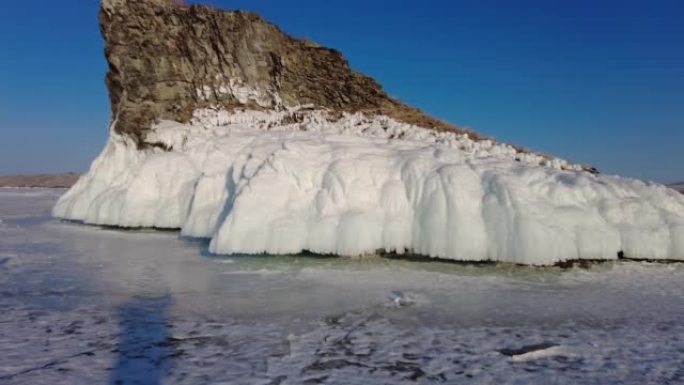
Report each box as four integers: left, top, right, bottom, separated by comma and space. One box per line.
1, 0, 682, 182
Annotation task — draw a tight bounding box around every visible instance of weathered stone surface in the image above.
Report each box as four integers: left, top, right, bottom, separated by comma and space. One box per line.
100, 0, 470, 146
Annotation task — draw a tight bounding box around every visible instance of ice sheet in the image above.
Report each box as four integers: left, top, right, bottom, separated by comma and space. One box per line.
3, 189, 684, 384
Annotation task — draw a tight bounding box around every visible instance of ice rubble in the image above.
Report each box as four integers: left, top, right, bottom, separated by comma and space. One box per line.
53, 109, 684, 265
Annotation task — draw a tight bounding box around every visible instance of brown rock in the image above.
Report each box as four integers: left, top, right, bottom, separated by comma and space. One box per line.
100, 0, 474, 146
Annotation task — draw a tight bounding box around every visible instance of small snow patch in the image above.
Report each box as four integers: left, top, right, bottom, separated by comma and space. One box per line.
499, 342, 566, 361
388, 290, 415, 308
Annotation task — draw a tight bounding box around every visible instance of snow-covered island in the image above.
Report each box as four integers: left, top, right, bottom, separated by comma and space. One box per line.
53, 0, 684, 265
4, 1, 684, 384
54, 108, 684, 265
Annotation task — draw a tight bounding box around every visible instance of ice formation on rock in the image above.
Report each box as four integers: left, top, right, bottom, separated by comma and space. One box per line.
54, 109, 684, 265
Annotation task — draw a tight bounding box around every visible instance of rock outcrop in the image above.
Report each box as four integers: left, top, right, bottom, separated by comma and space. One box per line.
100, 0, 470, 146
52, 0, 684, 264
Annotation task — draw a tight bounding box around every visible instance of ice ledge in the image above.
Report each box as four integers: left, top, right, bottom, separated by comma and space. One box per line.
178, 108, 584, 171
53, 109, 684, 265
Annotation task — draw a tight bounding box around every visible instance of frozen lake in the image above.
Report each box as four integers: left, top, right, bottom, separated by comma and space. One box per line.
1, 188, 683, 384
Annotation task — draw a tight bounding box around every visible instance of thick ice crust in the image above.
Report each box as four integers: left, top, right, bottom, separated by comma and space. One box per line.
54, 110, 684, 265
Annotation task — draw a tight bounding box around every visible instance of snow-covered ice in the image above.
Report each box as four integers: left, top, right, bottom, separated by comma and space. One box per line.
53, 109, 684, 264
4, 189, 684, 384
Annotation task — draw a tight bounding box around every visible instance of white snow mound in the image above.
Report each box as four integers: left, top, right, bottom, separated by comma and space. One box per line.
53, 109, 684, 265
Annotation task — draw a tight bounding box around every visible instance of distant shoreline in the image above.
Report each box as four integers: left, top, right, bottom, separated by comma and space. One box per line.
1, 172, 681, 193
0, 173, 80, 188
669, 182, 684, 194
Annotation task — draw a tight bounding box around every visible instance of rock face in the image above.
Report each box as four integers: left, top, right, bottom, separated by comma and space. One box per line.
100, 0, 467, 146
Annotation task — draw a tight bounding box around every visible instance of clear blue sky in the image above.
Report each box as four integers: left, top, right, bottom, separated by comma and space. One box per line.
1, 0, 682, 182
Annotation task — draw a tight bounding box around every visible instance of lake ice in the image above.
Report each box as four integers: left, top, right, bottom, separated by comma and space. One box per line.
2, 188, 684, 384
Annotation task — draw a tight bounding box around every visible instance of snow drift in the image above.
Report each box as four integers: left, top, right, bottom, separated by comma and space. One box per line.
54, 109, 684, 265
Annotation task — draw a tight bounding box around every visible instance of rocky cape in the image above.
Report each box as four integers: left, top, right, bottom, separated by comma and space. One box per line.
101, 0, 470, 147
52, 0, 684, 265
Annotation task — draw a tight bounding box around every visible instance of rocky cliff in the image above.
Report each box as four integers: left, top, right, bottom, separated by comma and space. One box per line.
100, 0, 469, 146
